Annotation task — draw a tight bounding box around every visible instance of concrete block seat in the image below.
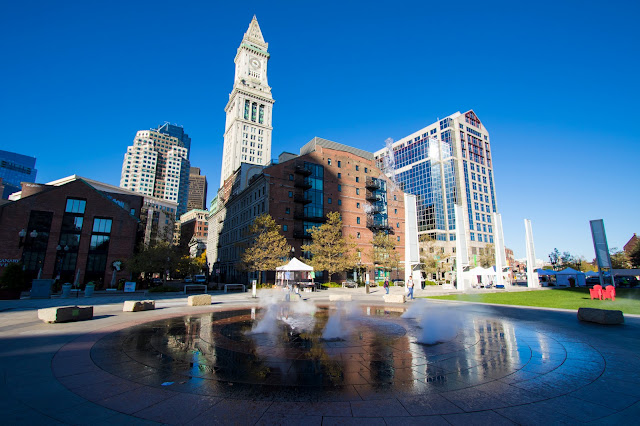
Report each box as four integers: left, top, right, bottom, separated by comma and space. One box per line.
38, 306, 93, 323
578, 307, 624, 325
188, 294, 212, 306
123, 300, 155, 312
329, 294, 352, 302
383, 294, 406, 303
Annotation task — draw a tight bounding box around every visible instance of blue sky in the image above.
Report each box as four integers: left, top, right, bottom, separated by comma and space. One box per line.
1, 0, 638, 260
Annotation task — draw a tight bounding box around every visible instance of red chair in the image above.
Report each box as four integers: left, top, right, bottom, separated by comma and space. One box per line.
602, 285, 616, 301
590, 285, 603, 300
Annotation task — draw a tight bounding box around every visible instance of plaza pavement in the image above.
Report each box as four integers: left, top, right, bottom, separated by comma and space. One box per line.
1, 285, 639, 425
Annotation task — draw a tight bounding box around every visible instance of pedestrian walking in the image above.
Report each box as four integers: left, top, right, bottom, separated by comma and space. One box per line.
407, 276, 414, 300
384, 277, 390, 294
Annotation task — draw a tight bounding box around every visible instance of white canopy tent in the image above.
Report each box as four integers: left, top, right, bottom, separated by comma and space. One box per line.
466, 267, 496, 288
555, 267, 586, 287
276, 258, 315, 289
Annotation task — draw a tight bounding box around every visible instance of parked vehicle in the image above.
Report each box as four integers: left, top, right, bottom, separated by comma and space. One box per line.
194, 274, 207, 283
151, 278, 163, 287
183, 276, 193, 283
585, 276, 600, 285
615, 276, 639, 288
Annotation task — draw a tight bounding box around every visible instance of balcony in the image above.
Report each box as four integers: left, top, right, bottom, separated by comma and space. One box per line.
294, 165, 312, 176
293, 230, 312, 239
294, 179, 312, 190
365, 177, 380, 190
294, 210, 325, 222
366, 217, 394, 234
366, 190, 382, 202
293, 194, 312, 204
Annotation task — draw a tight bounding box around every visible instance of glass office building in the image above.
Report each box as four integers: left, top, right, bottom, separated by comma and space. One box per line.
0, 150, 37, 199
374, 110, 498, 259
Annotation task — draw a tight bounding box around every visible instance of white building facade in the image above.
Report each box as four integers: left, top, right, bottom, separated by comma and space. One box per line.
219, 16, 274, 186
120, 126, 191, 215
374, 110, 499, 268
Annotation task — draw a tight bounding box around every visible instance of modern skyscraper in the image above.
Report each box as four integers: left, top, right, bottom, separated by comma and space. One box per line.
219, 16, 274, 186
187, 167, 207, 211
120, 124, 191, 215
0, 150, 37, 199
374, 110, 499, 267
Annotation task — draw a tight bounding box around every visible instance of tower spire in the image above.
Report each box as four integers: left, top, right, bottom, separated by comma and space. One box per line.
242, 15, 268, 50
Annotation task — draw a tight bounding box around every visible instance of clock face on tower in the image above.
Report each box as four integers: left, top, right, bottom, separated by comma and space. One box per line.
250, 58, 261, 70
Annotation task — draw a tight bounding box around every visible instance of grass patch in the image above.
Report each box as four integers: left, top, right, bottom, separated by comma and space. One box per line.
425, 287, 640, 315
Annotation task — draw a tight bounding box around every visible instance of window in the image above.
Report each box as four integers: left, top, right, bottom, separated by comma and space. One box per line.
283, 225, 288, 231
337, 173, 341, 178
470, 232, 475, 241
357, 217, 360, 224
397, 236, 400, 242
394, 195, 397, 201
328, 198, 332, 204
286, 207, 290, 214
394, 209, 397, 214
357, 232, 361, 239
355, 177, 359, 183
356, 188, 360, 195
66, 198, 86, 214
364, 168, 368, 173
397, 222, 400, 228
356, 202, 360, 208
338, 200, 342, 205
337, 161, 341, 168
289, 174, 293, 181
328, 159, 332, 165
338, 184, 341, 192
288, 191, 293, 198
355, 165, 359, 171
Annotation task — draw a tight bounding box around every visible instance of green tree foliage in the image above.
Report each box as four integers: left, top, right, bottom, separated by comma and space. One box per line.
175, 255, 201, 277
419, 235, 450, 282
629, 241, 640, 268
478, 244, 495, 268
0, 262, 27, 290
610, 248, 630, 269
302, 211, 358, 282
369, 232, 401, 278
239, 214, 290, 285
125, 242, 178, 282
548, 248, 581, 270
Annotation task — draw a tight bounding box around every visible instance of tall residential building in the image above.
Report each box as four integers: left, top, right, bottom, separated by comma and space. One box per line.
374, 110, 499, 268
219, 15, 274, 186
120, 124, 191, 216
0, 150, 37, 199
187, 167, 207, 211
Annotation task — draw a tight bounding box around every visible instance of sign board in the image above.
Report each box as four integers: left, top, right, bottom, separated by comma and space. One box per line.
124, 282, 136, 292
590, 219, 612, 269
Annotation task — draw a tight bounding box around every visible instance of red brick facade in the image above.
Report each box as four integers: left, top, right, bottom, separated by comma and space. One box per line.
0, 179, 141, 287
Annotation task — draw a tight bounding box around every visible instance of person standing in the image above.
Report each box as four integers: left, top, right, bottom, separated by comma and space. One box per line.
407, 276, 414, 300
384, 277, 390, 294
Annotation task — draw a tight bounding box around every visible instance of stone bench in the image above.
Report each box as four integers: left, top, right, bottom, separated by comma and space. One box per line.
383, 294, 406, 303
184, 284, 207, 294
578, 307, 624, 325
224, 284, 245, 293
38, 306, 93, 323
188, 294, 212, 306
329, 294, 352, 302
123, 300, 155, 312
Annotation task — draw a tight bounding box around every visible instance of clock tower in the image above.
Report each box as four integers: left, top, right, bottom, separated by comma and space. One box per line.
220, 15, 274, 187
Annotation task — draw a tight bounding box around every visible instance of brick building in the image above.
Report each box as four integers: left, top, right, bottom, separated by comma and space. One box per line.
208, 138, 413, 285
0, 178, 141, 287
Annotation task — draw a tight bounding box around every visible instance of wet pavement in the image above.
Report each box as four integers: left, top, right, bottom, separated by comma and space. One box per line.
1, 287, 640, 424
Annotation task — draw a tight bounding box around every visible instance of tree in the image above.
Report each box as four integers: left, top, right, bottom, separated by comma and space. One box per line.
125, 242, 179, 283
609, 248, 630, 269
369, 232, 402, 280
629, 241, 640, 268
419, 235, 450, 283
478, 244, 495, 268
238, 214, 290, 285
302, 211, 358, 282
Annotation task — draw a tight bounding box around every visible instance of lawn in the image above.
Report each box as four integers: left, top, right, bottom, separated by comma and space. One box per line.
425, 288, 640, 315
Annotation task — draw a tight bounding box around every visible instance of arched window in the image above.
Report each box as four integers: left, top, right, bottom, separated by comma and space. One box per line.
244, 100, 250, 120
259, 105, 264, 124
251, 103, 257, 122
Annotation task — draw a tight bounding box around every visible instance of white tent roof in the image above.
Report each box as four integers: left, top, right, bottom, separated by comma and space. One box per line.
468, 267, 495, 276
276, 257, 314, 272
